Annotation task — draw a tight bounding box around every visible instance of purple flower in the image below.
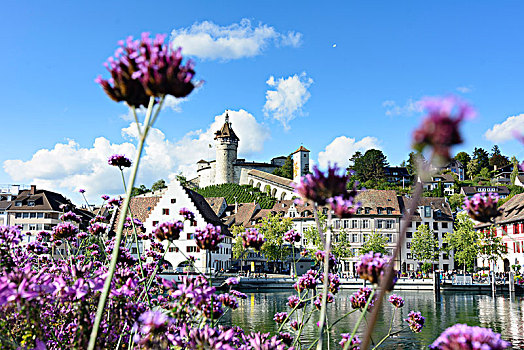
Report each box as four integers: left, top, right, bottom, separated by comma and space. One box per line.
413, 96, 474, 160
89, 215, 107, 225
356, 252, 396, 290
225, 277, 238, 286
313, 293, 334, 310
328, 193, 360, 219
283, 229, 301, 243
245, 332, 286, 350
464, 193, 502, 223
340, 334, 361, 349
78, 189, 86, 194
289, 320, 301, 331
52, 222, 79, 240
60, 211, 81, 223
287, 295, 305, 309
430, 324, 511, 350
133, 310, 171, 347
194, 224, 223, 251
229, 289, 247, 299
315, 250, 338, 271
218, 293, 239, 310
241, 228, 265, 250
106, 197, 122, 208
293, 164, 350, 205
177, 325, 236, 350
350, 287, 375, 311
88, 222, 108, 236
405, 311, 425, 333
320, 272, 341, 294
293, 270, 319, 292
154, 220, 184, 241
108, 154, 132, 169
179, 207, 195, 221
96, 33, 196, 107
101, 195, 110, 201
273, 312, 288, 324
278, 332, 293, 346
388, 294, 405, 308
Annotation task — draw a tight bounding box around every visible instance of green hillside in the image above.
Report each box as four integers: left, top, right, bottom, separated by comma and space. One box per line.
196, 183, 276, 209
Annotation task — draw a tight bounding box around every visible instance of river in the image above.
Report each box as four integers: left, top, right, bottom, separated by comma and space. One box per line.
220, 289, 524, 349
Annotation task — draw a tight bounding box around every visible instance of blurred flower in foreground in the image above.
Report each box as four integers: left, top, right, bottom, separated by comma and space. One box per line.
413, 96, 474, 161
405, 311, 425, 333
356, 252, 396, 290
430, 324, 510, 350
96, 33, 196, 107
463, 192, 502, 223
194, 224, 223, 251
293, 164, 350, 206
108, 154, 132, 169
241, 228, 265, 250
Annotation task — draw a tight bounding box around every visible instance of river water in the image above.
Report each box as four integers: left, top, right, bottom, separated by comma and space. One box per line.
220, 289, 524, 349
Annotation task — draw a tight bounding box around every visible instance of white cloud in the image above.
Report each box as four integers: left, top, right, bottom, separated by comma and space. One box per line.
317, 136, 381, 169
382, 99, 423, 117
456, 86, 473, 94
170, 18, 302, 60
485, 114, 524, 142
3, 110, 269, 202
263, 72, 313, 129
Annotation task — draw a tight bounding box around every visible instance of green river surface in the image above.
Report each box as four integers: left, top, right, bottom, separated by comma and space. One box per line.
219, 289, 524, 349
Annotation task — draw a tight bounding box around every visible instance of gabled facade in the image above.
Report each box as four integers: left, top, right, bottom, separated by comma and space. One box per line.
440, 159, 465, 181
383, 167, 412, 186
419, 173, 456, 196
460, 186, 510, 199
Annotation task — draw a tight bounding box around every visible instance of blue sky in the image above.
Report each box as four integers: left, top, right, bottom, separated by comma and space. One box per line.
2, 1, 524, 203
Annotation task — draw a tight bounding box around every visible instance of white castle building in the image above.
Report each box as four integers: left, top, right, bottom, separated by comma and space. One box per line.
195, 112, 310, 200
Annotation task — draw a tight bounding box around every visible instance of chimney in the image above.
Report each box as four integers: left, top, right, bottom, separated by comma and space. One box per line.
30, 185, 36, 195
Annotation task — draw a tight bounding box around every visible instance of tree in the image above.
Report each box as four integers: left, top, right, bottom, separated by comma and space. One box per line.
360, 231, 388, 255
448, 193, 465, 212
175, 173, 189, 187
130, 184, 149, 197
411, 224, 439, 273
151, 179, 167, 191
479, 167, 491, 179
443, 212, 480, 273
257, 212, 293, 273
478, 226, 506, 270
466, 158, 480, 180
454, 151, 471, 178
272, 155, 293, 179
489, 146, 509, 169
353, 149, 389, 183
510, 158, 519, 185
332, 231, 353, 259
473, 147, 490, 170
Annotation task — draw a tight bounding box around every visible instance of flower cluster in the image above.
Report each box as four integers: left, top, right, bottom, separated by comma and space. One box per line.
349, 287, 375, 311
388, 294, 405, 308
283, 229, 301, 243
463, 192, 502, 223
429, 324, 510, 350
88, 222, 108, 236
107, 197, 122, 208
108, 154, 132, 169
294, 269, 319, 292
313, 293, 334, 310
60, 211, 81, 223
413, 96, 474, 160
240, 228, 265, 250
287, 295, 305, 309
355, 252, 396, 290
315, 250, 338, 271
52, 222, 79, 240
340, 334, 361, 349
405, 311, 425, 333
96, 33, 196, 107
154, 220, 184, 241
194, 224, 223, 251
179, 207, 195, 221
273, 312, 288, 324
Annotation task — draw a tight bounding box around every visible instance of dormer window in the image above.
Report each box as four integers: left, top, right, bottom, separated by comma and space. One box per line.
377, 207, 383, 215
15, 201, 22, 207
365, 207, 370, 214
424, 206, 431, 218
386, 208, 392, 215
27, 201, 35, 207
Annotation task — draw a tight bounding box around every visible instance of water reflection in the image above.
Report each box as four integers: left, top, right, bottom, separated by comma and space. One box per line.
221, 290, 524, 349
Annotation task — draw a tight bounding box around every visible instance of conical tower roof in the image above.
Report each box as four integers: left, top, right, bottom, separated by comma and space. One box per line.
214, 112, 239, 141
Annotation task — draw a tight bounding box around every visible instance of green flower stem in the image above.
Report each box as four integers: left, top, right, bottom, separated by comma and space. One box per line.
119, 168, 151, 308
277, 292, 314, 333
328, 309, 357, 329
371, 308, 396, 350
343, 288, 376, 350
360, 182, 422, 350
316, 210, 333, 350
292, 306, 316, 347
87, 96, 156, 350
130, 105, 142, 136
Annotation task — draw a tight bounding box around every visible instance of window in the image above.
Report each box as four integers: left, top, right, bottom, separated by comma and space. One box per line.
424, 206, 431, 218
23, 212, 29, 219
406, 242, 411, 249
386, 208, 392, 215
343, 220, 350, 229
36, 213, 44, 218
168, 247, 179, 252
363, 234, 369, 242
433, 222, 439, 230
385, 234, 393, 243
132, 247, 138, 254
442, 253, 449, 260
171, 199, 176, 204
30, 212, 36, 218
351, 234, 359, 243
416, 222, 421, 228
377, 207, 383, 215
386, 220, 394, 229
406, 231, 412, 238
407, 253, 412, 259
27, 201, 35, 207
362, 220, 369, 229
351, 220, 358, 229
377, 220, 383, 229
147, 206, 152, 211
334, 220, 341, 229
153, 221, 159, 227
187, 233, 194, 240
442, 222, 448, 229
365, 208, 370, 214
15, 201, 22, 207
187, 246, 198, 253
162, 208, 170, 215
15, 213, 22, 218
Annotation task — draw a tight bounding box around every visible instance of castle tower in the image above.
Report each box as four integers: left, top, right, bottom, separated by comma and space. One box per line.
214, 112, 239, 185
292, 146, 310, 182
